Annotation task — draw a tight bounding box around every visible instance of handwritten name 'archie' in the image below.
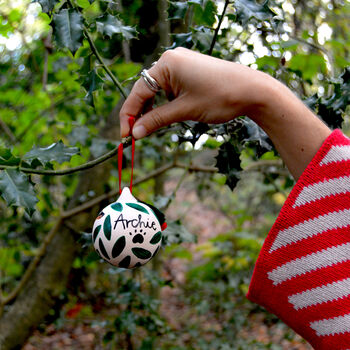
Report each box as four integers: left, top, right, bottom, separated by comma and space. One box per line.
114, 214, 157, 231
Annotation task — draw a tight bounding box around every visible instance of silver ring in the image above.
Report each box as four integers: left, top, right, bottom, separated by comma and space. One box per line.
140, 69, 161, 93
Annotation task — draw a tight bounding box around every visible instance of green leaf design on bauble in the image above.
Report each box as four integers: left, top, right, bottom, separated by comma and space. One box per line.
150, 231, 162, 244
111, 202, 123, 212
103, 215, 112, 240
93, 225, 101, 242
126, 203, 149, 214
99, 238, 110, 260
132, 247, 152, 259
118, 255, 131, 268
112, 236, 126, 258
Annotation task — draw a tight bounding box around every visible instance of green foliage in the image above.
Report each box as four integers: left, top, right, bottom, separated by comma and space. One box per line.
53, 9, 84, 54
24, 141, 80, 166
96, 14, 137, 40
0, 169, 38, 216
0, 0, 349, 348
234, 0, 277, 26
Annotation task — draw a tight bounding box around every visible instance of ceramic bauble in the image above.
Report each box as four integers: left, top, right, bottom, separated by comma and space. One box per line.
92, 187, 166, 269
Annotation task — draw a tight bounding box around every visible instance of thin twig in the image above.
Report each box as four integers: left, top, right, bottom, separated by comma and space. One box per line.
66, 0, 127, 99
0, 138, 131, 175
208, 0, 230, 56
83, 29, 127, 99
2, 219, 63, 305
0, 119, 16, 143
163, 165, 189, 211
62, 162, 176, 219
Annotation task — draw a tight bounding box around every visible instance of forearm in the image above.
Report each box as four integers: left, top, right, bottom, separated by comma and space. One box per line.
245, 73, 331, 179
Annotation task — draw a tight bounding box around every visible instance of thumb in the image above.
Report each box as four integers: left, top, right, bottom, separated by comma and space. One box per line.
132, 98, 188, 139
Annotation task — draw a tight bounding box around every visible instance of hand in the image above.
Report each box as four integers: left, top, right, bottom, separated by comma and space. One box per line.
119, 47, 273, 139
120, 47, 331, 180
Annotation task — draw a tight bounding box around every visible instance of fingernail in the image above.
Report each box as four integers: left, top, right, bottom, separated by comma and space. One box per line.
132, 125, 147, 139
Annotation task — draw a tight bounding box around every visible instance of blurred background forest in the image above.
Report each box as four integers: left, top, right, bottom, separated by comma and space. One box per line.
0, 0, 349, 349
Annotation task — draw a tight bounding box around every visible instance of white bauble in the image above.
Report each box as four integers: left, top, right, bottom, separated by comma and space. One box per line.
92, 187, 164, 269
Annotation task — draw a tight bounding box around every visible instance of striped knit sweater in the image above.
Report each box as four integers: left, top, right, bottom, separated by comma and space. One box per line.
247, 129, 350, 349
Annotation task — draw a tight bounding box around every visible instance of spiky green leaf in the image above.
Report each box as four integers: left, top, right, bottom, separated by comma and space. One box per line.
0, 169, 38, 216
96, 14, 137, 40
35, 0, 59, 13
53, 9, 83, 54
24, 141, 80, 165
0, 148, 20, 166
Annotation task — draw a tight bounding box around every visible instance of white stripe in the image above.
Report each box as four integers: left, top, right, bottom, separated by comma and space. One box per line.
270, 208, 350, 252
289, 277, 350, 310
310, 313, 350, 337
268, 243, 350, 285
320, 145, 350, 165
293, 176, 350, 207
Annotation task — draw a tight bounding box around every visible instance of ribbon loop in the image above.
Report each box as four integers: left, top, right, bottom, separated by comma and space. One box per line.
118, 117, 136, 194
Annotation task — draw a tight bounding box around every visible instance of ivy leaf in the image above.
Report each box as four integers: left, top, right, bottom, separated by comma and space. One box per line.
35, 0, 59, 13
24, 141, 80, 166
0, 169, 38, 216
215, 141, 242, 191
81, 69, 104, 107
96, 14, 137, 40
0, 148, 20, 166
234, 0, 276, 26
53, 9, 83, 54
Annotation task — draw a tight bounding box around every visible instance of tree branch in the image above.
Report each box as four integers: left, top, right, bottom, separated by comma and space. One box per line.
66, 0, 127, 99
62, 161, 176, 219
0, 157, 284, 306
83, 29, 128, 100
2, 219, 63, 306
0, 138, 132, 175
0, 119, 16, 143
208, 0, 230, 56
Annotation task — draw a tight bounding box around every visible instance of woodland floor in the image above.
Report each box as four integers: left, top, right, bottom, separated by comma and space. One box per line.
23, 177, 312, 350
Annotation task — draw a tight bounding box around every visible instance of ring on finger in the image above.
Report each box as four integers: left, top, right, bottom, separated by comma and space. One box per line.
140, 69, 161, 93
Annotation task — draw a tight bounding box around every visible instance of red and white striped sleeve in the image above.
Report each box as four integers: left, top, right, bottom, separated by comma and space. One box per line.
247, 129, 350, 350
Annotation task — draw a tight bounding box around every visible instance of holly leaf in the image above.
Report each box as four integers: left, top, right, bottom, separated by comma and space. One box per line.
162, 221, 197, 246
0, 148, 20, 166
53, 9, 83, 54
234, 0, 276, 26
215, 141, 242, 191
0, 169, 38, 216
193, 0, 217, 26
35, 0, 59, 13
240, 119, 273, 157
168, 32, 193, 49
24, 141, 80, 166
81, 69, 104, 107
96, 14, 137, 40
193, 26, 213, 53
168, 2, 189, 20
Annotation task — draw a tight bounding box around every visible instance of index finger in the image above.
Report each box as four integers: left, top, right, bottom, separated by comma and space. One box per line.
119, 64, 164, 138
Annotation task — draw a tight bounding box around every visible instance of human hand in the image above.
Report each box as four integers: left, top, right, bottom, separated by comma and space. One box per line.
119, 47, 274, 139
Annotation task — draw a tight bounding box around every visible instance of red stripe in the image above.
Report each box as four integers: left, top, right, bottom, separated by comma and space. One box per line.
247, 130, 350, 349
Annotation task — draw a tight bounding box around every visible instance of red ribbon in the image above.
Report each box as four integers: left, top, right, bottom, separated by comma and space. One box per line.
118, 117, 136, 194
